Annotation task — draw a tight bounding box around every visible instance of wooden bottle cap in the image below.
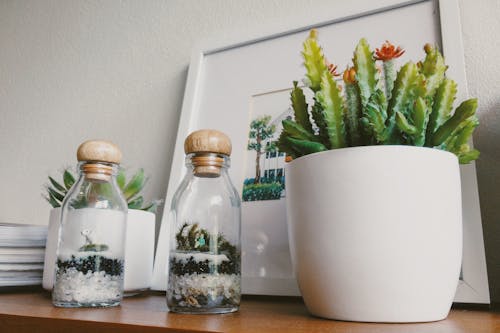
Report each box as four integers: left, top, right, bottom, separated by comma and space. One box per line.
184, 129, 232, 156
77, 140, 122, 164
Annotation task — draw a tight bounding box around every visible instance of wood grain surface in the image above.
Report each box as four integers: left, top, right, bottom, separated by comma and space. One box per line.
0, 291, 498, 333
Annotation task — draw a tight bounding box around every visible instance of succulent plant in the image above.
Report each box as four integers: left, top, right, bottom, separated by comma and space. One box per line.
278, 30, 479, 164
44, 168, 161, 212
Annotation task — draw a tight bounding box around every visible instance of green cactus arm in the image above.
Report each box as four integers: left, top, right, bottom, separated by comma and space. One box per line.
315, 71, 347, 149
382, 59, 397, 101
344, 82, 363, 146
282, 119, 318, 142
425, 78, 457, 145
419, 44, 447, 97
453, 117, 479, 148
412, 97, 429, 146
123, 168, 146, 200
290, 81, 313, 133
353, 38, 378, 106
63, 169, 75, 190
432, 98, 478, 146
127, 196, 144, 209
386, 62, 425, 142
49, 176, 67, 193
285, 136, 327, 156
458, 149, 480, 164
302, 29, 327, 92
361, 89, 388, 143
277, 132, 298, 158
310, 98, 330, 148
442, 116, 479, 161
395, 112, 417, 135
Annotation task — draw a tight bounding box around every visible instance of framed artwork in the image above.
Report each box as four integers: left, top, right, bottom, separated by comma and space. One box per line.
152, 0, 490, 303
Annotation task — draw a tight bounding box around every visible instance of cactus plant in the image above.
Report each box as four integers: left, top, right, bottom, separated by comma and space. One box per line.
44, 168, 161, 212
278, 30, 479, 163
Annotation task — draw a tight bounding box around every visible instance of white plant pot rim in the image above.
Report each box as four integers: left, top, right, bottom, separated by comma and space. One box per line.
288, 145, 457, 164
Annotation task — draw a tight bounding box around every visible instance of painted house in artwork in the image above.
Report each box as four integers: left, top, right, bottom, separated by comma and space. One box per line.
261, 109, 292, 184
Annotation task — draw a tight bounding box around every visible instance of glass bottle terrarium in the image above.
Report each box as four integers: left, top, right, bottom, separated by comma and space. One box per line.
167, 129, 241, 314
52, 140, 127, 308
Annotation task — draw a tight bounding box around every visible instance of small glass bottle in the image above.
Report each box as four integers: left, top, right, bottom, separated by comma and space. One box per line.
52, 140, 128, 308
167, 129, 241, 314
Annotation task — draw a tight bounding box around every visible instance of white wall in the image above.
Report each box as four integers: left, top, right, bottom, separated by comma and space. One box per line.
0, 0, 498, 301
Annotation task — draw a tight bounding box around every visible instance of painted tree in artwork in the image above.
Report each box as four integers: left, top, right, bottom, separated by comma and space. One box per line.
247, 115, 276, 183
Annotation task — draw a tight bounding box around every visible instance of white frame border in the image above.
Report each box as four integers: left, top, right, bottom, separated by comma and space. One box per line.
152, 0, 490, 304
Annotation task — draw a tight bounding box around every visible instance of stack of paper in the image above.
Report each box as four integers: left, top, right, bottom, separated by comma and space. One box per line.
0, 223, 48, 287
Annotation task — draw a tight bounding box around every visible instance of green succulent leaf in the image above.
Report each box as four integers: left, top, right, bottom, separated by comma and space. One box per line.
117, 169, 126, 190
353, 38, 378, 107
302, 29, 327, 92
47, 187, 65, 202
63, 169, 75, 190
290, 81, 313, 133
141, 200, 162, 213
48, 176, 67, 193
315, 71, 346, 149
45, 194, 61, 208
128, 196, 144, 210
123, 168, 146, 200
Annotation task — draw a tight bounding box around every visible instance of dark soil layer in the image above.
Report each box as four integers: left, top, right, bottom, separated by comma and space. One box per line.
169, 255, 239, 275
57, 255, 123, 276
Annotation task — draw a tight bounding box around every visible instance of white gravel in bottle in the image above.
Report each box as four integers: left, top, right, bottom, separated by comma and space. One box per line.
53, 267, 122, 304
168, 273, 240, 308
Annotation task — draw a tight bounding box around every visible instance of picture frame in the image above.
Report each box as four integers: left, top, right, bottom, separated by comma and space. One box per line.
152, 0, 490, 303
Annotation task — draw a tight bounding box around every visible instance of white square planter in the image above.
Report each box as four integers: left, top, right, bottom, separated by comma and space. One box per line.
43, 208, 155, 295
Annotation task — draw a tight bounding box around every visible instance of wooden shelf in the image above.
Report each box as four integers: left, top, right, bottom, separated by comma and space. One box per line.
0, 290, 498, 332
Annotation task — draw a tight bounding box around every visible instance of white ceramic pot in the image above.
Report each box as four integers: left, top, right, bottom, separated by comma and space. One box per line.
43, 208, 155, 295
285, 146, 462, 322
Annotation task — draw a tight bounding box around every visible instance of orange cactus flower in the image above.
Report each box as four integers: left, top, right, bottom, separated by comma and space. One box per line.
325, 60, 341, 77
374, 40, 405, 61
343, 67, 356, 84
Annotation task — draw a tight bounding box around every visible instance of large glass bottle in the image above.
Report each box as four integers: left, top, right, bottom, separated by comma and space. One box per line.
167, 130, 241, 314
52, 140, 128, 308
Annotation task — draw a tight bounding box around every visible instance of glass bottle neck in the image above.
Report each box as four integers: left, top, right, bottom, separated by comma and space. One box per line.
78, 161, 119, 182
186, 153, 230, 178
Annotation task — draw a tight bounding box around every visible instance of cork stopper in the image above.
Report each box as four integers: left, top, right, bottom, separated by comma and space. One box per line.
184, 130, 231, 177
184, 129, 232, 156
77, 140, 122, 164
76, 140, 122, 181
